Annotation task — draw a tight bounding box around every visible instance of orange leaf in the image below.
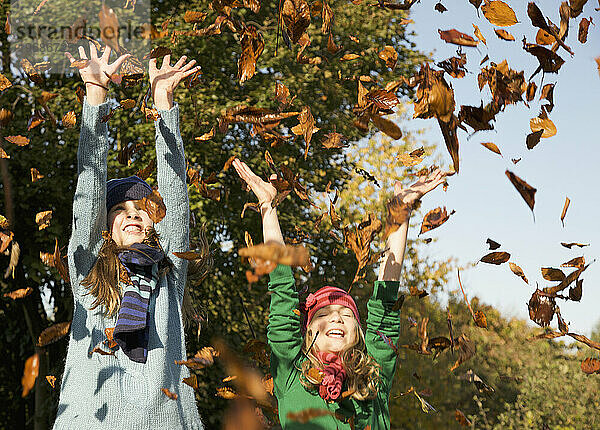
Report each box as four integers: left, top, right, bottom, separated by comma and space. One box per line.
21, 353, 39, 397
161, 387, 178, 400
5, 135, 29, 146
38, 321, 72, 347
481, 0, 518, 26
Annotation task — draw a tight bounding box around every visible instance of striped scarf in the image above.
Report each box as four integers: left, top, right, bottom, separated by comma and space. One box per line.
113, 242, 164, 363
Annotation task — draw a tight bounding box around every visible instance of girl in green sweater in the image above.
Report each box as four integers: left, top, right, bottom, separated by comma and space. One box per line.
233, 159, 448, 429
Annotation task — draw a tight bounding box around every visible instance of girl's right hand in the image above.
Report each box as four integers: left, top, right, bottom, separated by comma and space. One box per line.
64, 42, 131, 104
232, 159, 277, 207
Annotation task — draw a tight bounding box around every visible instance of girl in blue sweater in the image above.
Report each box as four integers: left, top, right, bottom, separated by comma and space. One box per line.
52, 43, 204, 429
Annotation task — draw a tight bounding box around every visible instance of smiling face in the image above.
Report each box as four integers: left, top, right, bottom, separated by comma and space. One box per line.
108, 200, 153, 247
306, 304, 358, 354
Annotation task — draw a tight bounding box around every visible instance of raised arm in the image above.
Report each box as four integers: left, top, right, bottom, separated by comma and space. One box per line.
65, 43, 129, 296
368, 167, 450, 389
148, 54, 201, 297
233, 159, 301, 396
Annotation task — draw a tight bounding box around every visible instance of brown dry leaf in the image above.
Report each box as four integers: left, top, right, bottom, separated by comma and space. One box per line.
418, 317, 429, 354
438, 29, 479, 47
21, 353, 39, 398
385, 196, 411, 238
91, 346, 115, 356
62, 111, 76, 128
0, 108, 13, 126
505, 170, 536, 213
38, 321, 72, 347
540, 83, 555, 110
21, 58, 43, 84
306, 367, 324, 384
561, 242, 589, 249
46, 375, 56, 388
581, 358, 600, 374
578, 17, 593, 43
195, 127, 215, 142
526, 129, 544, 150
3, 287, 33, 300
172, 251, 206, 260
140, 189, 166, 223
99, 3, 120, 52
183, 374, 198, 389
473, 24, 486, 45
535, 28, 554, 45
419, 207, 454, 235
275, 82, 292, 106
437, 52, 467, 78
560, 196, 570, 227
142, 46, 172, 60
528, 289, 555, 327
282, 0, 311, 44
5, 135, 30, 146
53, 238, 69, 284
36, 210, 52, 230
378, 45, 398, 69
243, 339, 270, 367
450, 334, 475, 372
561, 256, 585, 268
321, 131, 347, 149
478, 60, 526, 108
541, 267, 566, 282
480, 142, 501, 155
326, 32, 342, 55
495, 28, 515, 41
487, 238, 501, 249
480, 251, 510, 264
555, 307, 569, 333
30, 168, 44, 182
291, 106, 318, 159
222, 375, 238, 383
0, 73, 12, 92
523, 42, 565, 74
340, 53, 361, 61
568, 333, 600, 351
530, 113, 557, 138
397, 147, 425, 167
482, 0, 518, 26
509, 262, 529, 284
287, 409, 335, 423
238, 25, 265, 84
161, 388, 178, 400
413, 64, 456, 123
0, 230, 13, 253
175, 346, 219, 369
343, 213, 382, 287
239, 242, 310, 267
27, 110, 45, 130
372, 114, 402, 139
455, 409, 472, 427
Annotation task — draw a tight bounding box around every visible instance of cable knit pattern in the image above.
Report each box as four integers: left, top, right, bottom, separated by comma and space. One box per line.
52, 97, 203, 430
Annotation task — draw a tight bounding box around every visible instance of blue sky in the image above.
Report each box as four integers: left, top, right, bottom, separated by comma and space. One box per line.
396, 1, 600, 335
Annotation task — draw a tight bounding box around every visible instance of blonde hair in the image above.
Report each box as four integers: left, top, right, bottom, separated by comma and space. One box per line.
299, 321, 380, 401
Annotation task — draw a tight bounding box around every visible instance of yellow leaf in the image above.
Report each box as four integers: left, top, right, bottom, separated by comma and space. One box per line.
530, 116, 556, 138
482, 0, 518, 27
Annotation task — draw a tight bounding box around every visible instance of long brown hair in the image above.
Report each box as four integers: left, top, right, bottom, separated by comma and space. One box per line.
81, 226, 212, 322
299, 323, 380, 401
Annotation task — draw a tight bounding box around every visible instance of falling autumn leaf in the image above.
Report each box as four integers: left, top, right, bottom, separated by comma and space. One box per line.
455, 409, 472, 427
282, 0, 311, 44
495, 28, 515, 41
561, 242, 589, 249
486, 238, 501, 250
541, 267, 566, 282
0, 73, 12, 92
3, 287, 33, 300
5, 135, 30, 146
38, 321, 72, 347
578, 17, 592, 43
535, 28, 554, 45
62, 111, 76, 128
139, 188, 166, 223
419, 206, 454, 235
438, 29, 479, 47
505, 170, 536, 213
480, 251, 510, 264
526, 129, 544, 150
378, 45, 398, 69
482, 0, 518, 27
581, 358, 600, 374
528, 289, 555, 327
21, 353, 39, 397
472, 24, 486, 45
30, 168, 44, 182
560, 197, 570, 227
509, 262, 529, 284
35, 210, 52, 230
530, 112, 557, 138
480, 141, 501, 155
240, 242, 309, 267
46, 375, 56, 388
161, 388, 178, 400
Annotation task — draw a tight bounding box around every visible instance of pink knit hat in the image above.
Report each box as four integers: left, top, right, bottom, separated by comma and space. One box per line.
301, 286, 360, 331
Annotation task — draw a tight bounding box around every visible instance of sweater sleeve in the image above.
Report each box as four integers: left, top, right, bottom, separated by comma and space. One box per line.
365, 280, 401, 397
67, 96, 111, 298
267, 265, 302, 397
153, 102, 189, 300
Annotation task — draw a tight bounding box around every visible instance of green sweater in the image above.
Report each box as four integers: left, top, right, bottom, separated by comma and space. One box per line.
267, 265, 401, 430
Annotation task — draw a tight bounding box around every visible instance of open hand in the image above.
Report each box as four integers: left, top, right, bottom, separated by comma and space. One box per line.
394, 167, 452, 205
232, 159, 277, 207
149, 54, 200, 100
65, 42, 130, 88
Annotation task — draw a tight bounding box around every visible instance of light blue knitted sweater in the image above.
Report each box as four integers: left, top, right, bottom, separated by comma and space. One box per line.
52, 97, 203, 430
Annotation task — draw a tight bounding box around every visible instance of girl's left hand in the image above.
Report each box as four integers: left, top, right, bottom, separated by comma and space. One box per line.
149, 55, 200, 106
394, 167, 452, 205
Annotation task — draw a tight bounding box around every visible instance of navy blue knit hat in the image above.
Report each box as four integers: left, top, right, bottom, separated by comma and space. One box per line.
106, 176, 153, 213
